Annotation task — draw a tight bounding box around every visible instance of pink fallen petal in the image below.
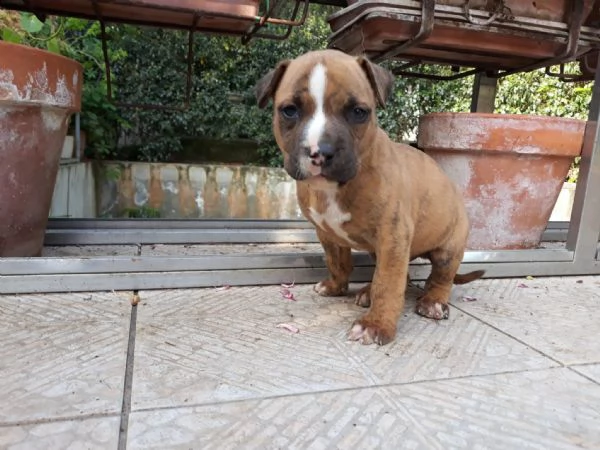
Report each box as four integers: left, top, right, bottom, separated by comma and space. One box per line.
462, 296, 477, 302
276, 323, 299, 333
215, 285, 231, 291
281, 282, 296, 288
280, 288, 296, 301
517, 283, 528, 288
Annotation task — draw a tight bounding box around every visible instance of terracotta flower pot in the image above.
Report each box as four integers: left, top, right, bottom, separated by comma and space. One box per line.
417, 113, 585, 250
0, 42, 82, 256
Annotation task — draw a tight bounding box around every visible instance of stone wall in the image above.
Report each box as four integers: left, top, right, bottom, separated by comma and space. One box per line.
549, 182, 576, 222
95, 162, 303, 219
53, 161, 576, 222
50, 162, 96, 218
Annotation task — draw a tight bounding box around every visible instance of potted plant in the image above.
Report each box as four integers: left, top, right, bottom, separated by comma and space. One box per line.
417, 112, 585, 250
0, 13, 83, 256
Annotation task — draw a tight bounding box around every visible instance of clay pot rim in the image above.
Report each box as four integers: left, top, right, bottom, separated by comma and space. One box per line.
418, 145, 582, 157
0, 41, 84, 69
417, 112, 585, 157
420, 112, 586, 125
1, 41, 82, 111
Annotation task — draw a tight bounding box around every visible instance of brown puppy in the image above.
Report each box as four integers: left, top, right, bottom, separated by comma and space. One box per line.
255, 50, 484, 345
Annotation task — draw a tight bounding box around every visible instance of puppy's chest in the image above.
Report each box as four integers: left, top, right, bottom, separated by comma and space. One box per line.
307, 192, 360, 247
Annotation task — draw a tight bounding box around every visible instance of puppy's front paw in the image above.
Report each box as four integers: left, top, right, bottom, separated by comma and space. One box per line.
314, 279, 348, 297
347, 317, 396, 346
415, 297, 449, 320
354, 283, 371, 308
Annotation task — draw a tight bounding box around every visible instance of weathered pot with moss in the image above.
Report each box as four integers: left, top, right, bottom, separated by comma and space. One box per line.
0, 42, 82, 256
417, 113, 584, 250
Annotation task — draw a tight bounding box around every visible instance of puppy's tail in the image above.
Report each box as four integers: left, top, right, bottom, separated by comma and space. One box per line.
453, 270, 485, 285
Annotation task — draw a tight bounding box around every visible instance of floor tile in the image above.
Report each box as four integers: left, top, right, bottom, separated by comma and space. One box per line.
127, 368, 600, 450
450, 276, 600, 365
0, 416, 120, 450
131, 283, 553, 410
0, 292, 130, 423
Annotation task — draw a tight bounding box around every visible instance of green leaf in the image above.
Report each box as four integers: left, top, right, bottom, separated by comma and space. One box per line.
46, 37, 61, 54
1, 28, 22, 43
20, 13, 44, 34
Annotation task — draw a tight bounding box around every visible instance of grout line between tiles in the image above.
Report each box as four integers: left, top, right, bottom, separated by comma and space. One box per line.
0, 364, 563, 429
568, 366, 600, 385
128, 366, 564, 416
565, 361, 600, 367
117, 301, 138, 450
0, 412, 121, 429
450, 302, 566, 367
439, 282, 600, 374
413, 282, 565, 366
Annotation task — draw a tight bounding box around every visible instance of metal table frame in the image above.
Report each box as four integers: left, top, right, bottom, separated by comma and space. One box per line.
1, 64, 600, 295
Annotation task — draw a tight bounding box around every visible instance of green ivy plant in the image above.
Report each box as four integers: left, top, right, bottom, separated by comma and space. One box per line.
1, 12, 62, 53
124, 206, 161, 218
495, 65, 591, 119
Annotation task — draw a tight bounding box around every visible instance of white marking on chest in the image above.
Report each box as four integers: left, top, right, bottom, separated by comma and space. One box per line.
309, 190, 358, 247
304, 63, 328, 152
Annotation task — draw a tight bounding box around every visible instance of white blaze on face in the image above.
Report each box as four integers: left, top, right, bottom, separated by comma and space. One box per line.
305, 63, 328, 153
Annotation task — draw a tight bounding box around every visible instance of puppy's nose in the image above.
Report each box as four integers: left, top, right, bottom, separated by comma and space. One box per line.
317, 142, 335, 159
309, 142, 335, 161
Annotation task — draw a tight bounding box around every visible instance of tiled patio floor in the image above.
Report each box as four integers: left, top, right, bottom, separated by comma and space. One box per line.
2, 276, 600, 449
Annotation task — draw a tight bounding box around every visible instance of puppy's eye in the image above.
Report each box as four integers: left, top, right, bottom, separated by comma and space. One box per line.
349, 106, 370, 123
280, 104, 300, 120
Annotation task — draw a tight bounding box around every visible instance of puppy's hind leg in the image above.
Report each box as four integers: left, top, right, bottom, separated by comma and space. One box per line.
416, 247, 463, 320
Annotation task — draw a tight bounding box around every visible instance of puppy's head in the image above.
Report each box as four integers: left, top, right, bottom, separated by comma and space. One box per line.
255, 50, 394, 184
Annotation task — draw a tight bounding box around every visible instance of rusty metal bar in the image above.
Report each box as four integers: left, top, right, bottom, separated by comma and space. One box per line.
544, 64, 592, 83
462, 0, 513, 27
371, 0, 436, 63
393, 66, 481, 81
253, 0, 309, 27
490, 0, 585, 79
391, 60, 422, 72
94, 0, 198, 111
94, 2, 114, 100
241, 0, 309, 45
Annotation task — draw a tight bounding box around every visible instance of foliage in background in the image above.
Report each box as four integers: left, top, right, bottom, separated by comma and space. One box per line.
109, 6, 340, 165
495, 66, 592, 119
124, 206, 161, 218
378, 64, 472, 141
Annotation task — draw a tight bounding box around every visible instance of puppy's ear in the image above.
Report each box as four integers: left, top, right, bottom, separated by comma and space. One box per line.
357, 56, 394, 108
255, 59, 291, 109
